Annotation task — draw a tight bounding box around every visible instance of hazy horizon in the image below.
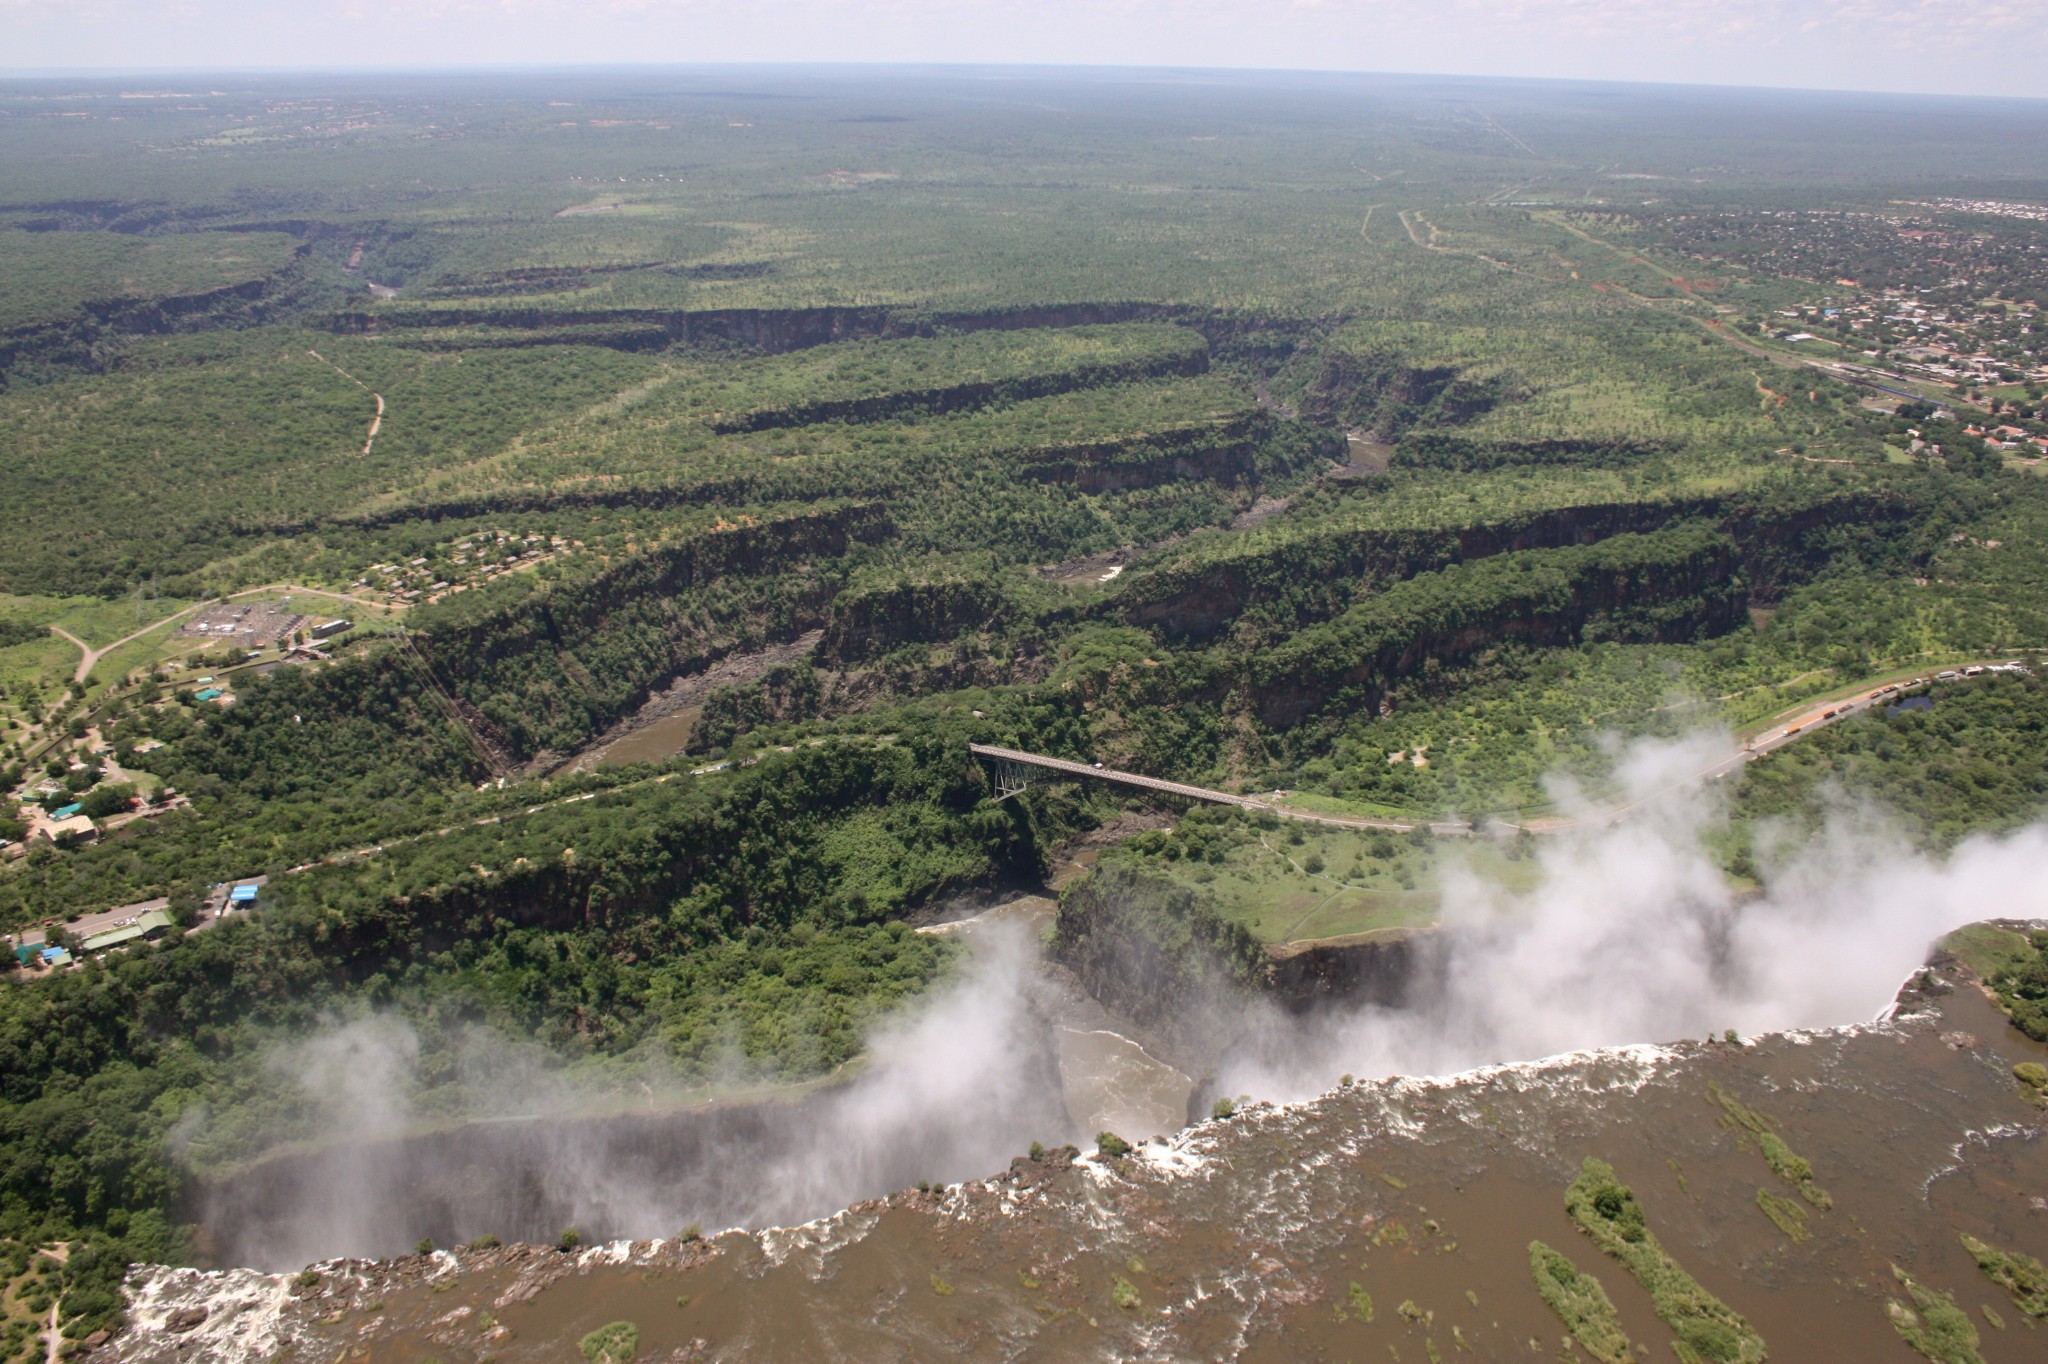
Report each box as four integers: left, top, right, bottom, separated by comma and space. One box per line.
4, 0, 2046, 102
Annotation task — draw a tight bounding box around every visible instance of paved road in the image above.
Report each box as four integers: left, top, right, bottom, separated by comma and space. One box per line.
11, 876, 262, 953
48, 602, 212, 685
978, 664, 2027, 836
973, 743, 1475, 836
11, 665, 2020, 967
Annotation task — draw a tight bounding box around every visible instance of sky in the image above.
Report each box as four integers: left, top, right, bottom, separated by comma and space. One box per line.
3, 0, 2046, 100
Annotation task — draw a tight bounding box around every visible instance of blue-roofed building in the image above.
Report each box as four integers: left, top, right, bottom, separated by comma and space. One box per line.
50, 803, 82, 819
228, 884, 259, 904
193, 688, 224, 702
39, 946, 72, 967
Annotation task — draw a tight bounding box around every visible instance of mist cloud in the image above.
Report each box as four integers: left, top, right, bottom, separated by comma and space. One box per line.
1213, 729, 2048, 1099
206, 728, 2048, 1268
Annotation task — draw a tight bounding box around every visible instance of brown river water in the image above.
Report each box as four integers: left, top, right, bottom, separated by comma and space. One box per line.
115, 956, 2048, 1362
588, 705, 701, 769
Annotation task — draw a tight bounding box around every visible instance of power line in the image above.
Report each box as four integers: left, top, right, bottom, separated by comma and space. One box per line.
391, 630, 503, 780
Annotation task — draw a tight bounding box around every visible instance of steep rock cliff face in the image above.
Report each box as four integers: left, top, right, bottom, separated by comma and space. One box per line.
1265, 928, 1444, 1009
412, 503, 893, 759
1246, 527, 1748, 729
332, 303, 898, 350
0, 248, 320, 380
332, 301, 1185, 353
817, 579, 1011, 665
1117, 486, 1913, 640
383, 321, 679, 353
1299, 349, 1515, 436
1056, 870, 1446, 1031
1012, 411, 1338, 494
710, 337, 1209, 433
1391, 433, 1677, 472
1051, 864, 1272, 1057
1121, 499, 1696, 639
343, 409, 1325, 538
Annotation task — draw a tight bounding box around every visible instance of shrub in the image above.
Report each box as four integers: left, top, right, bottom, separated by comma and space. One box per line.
1096, 1131, 1132, 1158
579, 1320, 639, 1364
1960, 1233, 2048, 1318
1564, 1158, 1765, 1364
1886, 1269, 1983, 1364
1528, 1241, 1631, 1364
1756, 1190, 1810, 1242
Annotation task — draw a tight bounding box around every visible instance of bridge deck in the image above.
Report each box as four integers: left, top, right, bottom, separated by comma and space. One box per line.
967, 743, 1466, 835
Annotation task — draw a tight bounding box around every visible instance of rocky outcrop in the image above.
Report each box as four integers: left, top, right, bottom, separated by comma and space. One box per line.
1299, 348, 1515, 437
1264, 926, 1446, 1010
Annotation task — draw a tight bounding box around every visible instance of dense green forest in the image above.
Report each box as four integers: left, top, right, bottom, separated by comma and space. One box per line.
1732, 672, 2048, 848
2, 67, 2047, 1333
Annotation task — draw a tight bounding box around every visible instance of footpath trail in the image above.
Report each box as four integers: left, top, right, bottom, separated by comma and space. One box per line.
224, 580, 396, 613
305, 349, 385, 457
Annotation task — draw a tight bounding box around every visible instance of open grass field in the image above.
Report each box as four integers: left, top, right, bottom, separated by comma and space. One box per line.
1104, 813, 1547, 943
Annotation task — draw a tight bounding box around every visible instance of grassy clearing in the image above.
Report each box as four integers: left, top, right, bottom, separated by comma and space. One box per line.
1528, 1241, 1633, 1364
1564, 1158, 1766, 1364
1940, 924, 2037, 981
1106, 813, 1541, 943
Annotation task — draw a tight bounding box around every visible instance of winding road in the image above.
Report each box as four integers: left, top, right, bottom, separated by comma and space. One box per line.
48, 608, 203, 685
973, 662, 2028, 837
